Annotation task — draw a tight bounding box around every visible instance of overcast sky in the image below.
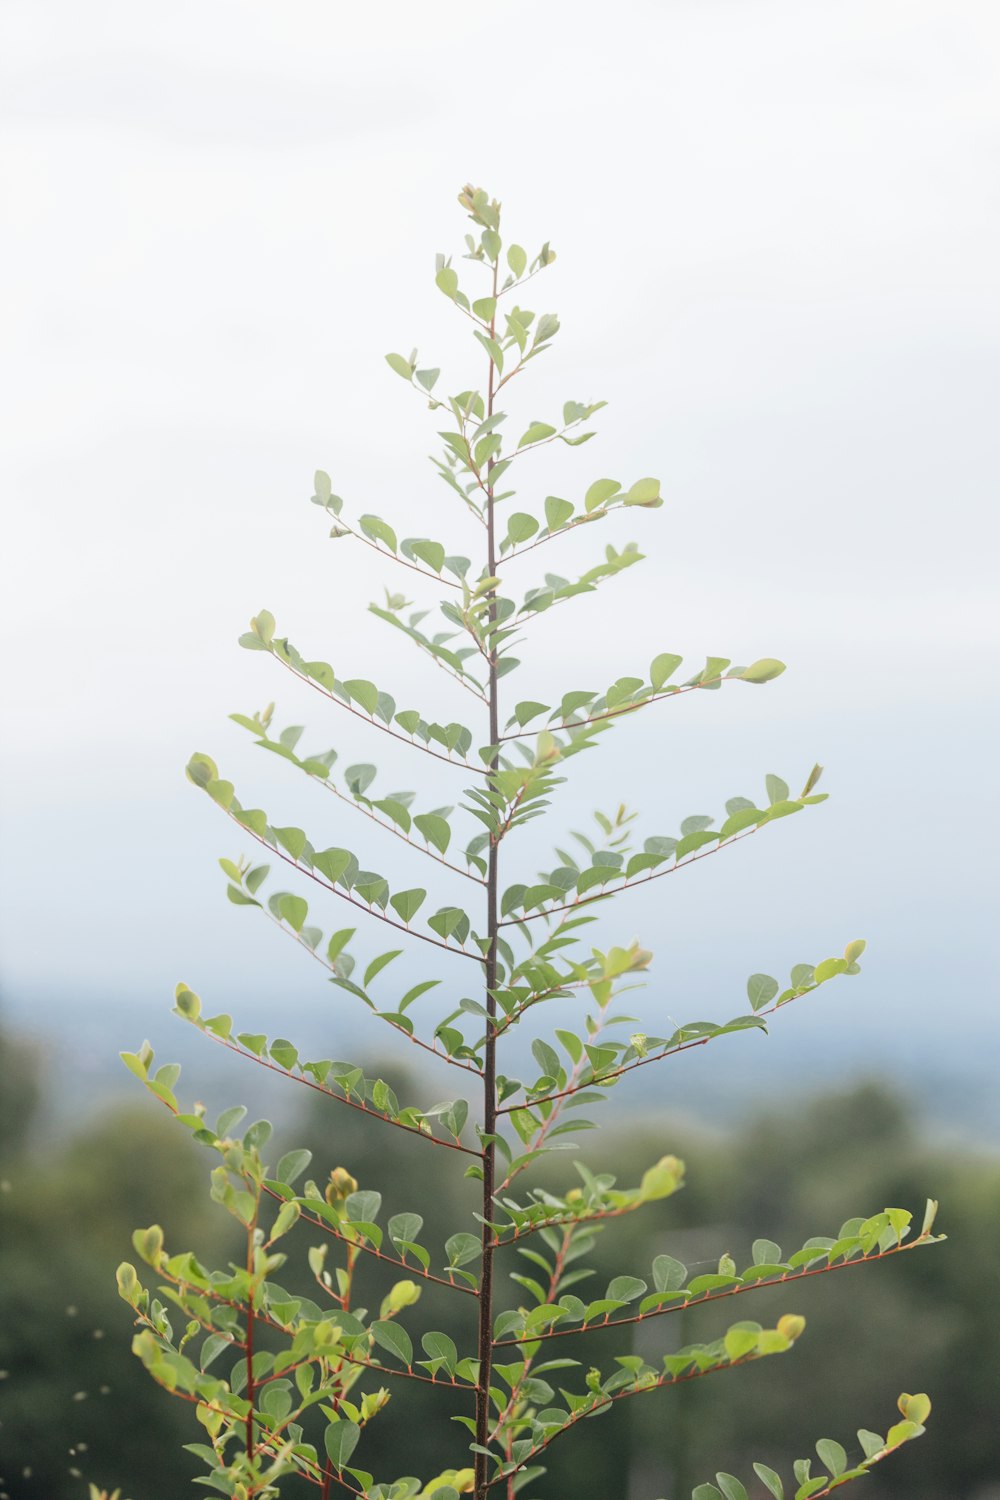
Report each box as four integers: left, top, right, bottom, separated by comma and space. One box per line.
1, 1, 997, 1125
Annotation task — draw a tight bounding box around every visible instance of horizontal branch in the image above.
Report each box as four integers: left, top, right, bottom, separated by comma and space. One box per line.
492, 1233, 934, 1348
318, 777, 486, 886
224, 804, 486, 963
499, 826, 759, 928
196, 1024, 484, 1158
498, 672, 721, 742
269, 1185, 479, 1298
498, 497, 646, 565
484, 1348, 763, 1490
269, 650, 490, 776
488, 1199, 639, 1251
496, 992, 616, 1191
260, 906, 481, 1077
128, 1307, 329, 1486
337, 519, 464, 590
370, 605, 488, 703
497, 981, 813, 1115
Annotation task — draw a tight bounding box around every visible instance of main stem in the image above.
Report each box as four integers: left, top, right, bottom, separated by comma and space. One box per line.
245, 1210, 258, 1470
474, 256, 501, 1500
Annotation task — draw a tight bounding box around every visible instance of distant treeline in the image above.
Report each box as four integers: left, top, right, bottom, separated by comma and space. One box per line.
0, 1023, 996, 1499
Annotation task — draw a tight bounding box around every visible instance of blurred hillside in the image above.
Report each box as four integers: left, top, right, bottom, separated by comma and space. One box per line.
0, 1017, 998, 1499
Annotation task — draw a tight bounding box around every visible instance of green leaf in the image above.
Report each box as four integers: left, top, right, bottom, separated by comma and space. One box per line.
506, 512, 540, 546
314, 848, 354, 884
625, 476, 661, 505
324, 1419, 360, 1468
364, 949, 402, 986
514, 700, 549, 728
410, 539, 446, 573
856, 1430, 884, 1461
507, 244, 527, 277
421, 1330, 458, 1372
174, 986, 201, 1020
606, 1275, 647, 1303
739, 658, 786, 683
584, 478, 621, 511
274, 1149, 312, 1185
345, 679, 380, 714
371, 1319, 413, 1367
428, 907, 470, 944
374, 797, 412, 831
390, 888, 426, 922
720, 805, 761, 839
650, 653, 683, 690
724, 1325, 761, 1359
132, 1224, 164, 1266
753, 1465, 785, 1500
652, 1254, 687, 1293
436, 266, 459, 300
765, 773, 789, 806
747, 973, 779, 1011
414, 813, 451, 854
278, 894, 308, 932
898, 1392, 931, 1426
545, 495, 574, 530
816, 1439, 848, 1478
359, 514, 398, 551
518, 421, 557, 449
445, 1232, 481, 1267
388, 1211, 423, 1246
385, 352, 413, 380
639, 1156, 684, 1201
716, 1477, 749, 1500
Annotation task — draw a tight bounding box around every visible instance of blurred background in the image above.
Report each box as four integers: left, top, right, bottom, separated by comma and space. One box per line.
1, 2, 998, 1497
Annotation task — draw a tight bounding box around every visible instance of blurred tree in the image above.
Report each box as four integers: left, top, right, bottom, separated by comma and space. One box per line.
0, 1023, 237, 1500
1, 1030, 994, 1500
0, 1023, 41, 1160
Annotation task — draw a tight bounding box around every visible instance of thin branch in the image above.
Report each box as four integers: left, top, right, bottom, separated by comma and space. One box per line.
334, 519, 464, 590
269, 1185, 480, 1298
496, 994, 614, 1191
344, 1353, 471, 1391
497, 981, 812, 1115
198, 1025, 484, 1158
492, 1232, 936, 1347
128, 1312, 328, 1487
223, 804, 486, 962
498, 673, 727, 743
499, 826, 759, 929
258, 904, 482, 1077
487, 1199, 641, 1252
315, 776, 486, 885
498, 503, 632, 564
488, 1224, 574, 1450
484, 1350, 764, 1490
265, 649, 490, 776
372, 608, 489, 703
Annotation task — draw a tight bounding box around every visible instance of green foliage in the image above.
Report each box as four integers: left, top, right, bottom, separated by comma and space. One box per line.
687, 1391, 932, 1499
117, 185, 941, 1500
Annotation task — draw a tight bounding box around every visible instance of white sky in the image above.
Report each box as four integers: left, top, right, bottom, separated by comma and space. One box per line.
1, 1, 998, 1115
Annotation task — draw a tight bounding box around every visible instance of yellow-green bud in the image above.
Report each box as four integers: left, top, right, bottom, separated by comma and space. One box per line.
777, 1313, 806, 1342
325, 1167, 358, 1205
